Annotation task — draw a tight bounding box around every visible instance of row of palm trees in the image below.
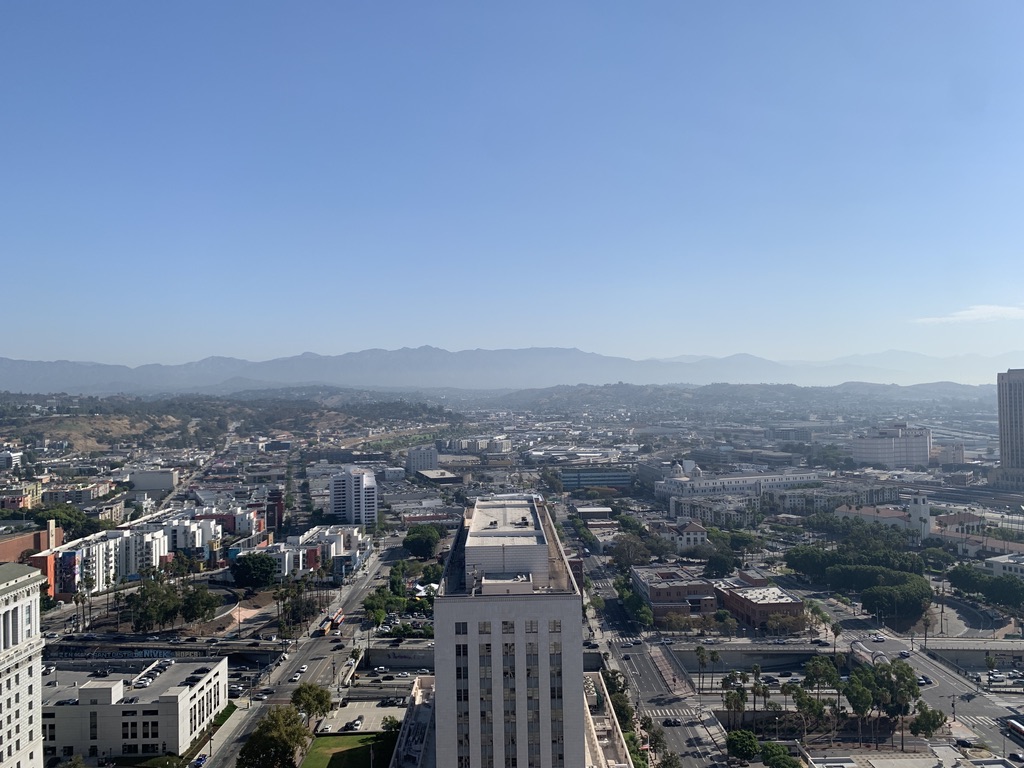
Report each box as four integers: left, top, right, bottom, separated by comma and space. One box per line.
271, 566, 334, 638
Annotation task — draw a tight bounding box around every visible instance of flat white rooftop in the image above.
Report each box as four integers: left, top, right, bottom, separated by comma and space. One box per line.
467, 497, 545, 547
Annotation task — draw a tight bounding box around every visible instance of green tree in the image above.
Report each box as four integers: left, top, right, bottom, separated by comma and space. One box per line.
727, 730, 759, 760
231, 553, 279, 590
909, 700, 947, 738
237, 705, 309, 768
703, 551, 736, 578
403, 524, 442, 559
57, 755, 87, 768
608, 533, 651, 572
381, 715, 402, 733
181, 584, 221, 626
290, 683, 332, 719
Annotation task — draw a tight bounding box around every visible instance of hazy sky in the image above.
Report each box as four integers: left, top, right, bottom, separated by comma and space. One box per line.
4, 3, 1024, 366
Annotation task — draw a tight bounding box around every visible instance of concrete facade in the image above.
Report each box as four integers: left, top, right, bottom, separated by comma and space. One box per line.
434, 496, 585, 768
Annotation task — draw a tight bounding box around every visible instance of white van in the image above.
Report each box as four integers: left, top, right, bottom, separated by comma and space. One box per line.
989, 673, 1006, 682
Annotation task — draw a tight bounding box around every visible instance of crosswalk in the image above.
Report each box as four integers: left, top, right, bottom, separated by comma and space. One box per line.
957, 714, 997, 729
644, 707, 698, 719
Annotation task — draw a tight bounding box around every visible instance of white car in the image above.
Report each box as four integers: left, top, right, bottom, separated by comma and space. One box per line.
290, 673, 301, 682
299, 665, 308, 673
319, 724, 332, 733
344, 659, 355, 667
398, 672, 410, 678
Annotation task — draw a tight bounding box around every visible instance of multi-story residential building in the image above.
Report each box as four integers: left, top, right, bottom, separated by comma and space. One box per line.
0, 481, 43, 510
0, 562, 45, 768
849, 422, 932, 469
328, 466, 378, 528
41, 659, 228, 761
992, 369, 1024, 491
285, 525, 368, 580
41, 481, 114, 507
434, 495, 585, 768
52, 536, 120, 601
406, 445, 439, 474
656, 470, 818, 500
669, 495, 761, 528
762, 482, 900, 516
833, 492, 933, 542
109, 530, 170, 583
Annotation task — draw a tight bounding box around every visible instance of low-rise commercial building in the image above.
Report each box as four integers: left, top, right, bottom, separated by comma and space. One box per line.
41, 658, 228, 761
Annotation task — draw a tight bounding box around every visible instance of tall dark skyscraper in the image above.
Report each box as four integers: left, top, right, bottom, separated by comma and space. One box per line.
993, 369, 1024, 490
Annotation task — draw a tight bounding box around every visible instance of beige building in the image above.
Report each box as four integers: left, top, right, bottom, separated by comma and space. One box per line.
0, 563, 46, 768
41, 658, 228, 762
434, 495, 585, 768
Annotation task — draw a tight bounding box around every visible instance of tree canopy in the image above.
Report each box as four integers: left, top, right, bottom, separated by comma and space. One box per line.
237, 706, 309, 768
231, 553, 279, 589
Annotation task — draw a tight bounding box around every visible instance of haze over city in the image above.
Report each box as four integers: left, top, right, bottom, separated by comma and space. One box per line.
4, 4, 1024, 375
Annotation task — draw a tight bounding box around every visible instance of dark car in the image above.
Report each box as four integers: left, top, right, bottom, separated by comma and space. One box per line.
956, 739, 975, 749
779, 671, 793, 677
1008, 754, 1024, 763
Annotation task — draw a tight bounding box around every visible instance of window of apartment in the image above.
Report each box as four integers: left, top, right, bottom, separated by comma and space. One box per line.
455, 622, 468, 635
524, 620, 538, 633
549, 620, 561, 633
478, 621, 490, 634
502, 621, 515, 634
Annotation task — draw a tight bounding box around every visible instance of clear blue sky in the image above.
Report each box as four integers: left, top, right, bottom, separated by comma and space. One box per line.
4, 2, 1024, 366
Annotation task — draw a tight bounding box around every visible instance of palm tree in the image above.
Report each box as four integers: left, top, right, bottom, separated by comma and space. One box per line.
831, 621, 843, 656
709, 649, 721, 690
695, 645, 708, 693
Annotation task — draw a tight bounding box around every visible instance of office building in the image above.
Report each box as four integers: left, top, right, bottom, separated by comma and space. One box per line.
0, 562, 46, 768
328, 465, 378, 527
406, 445, 439, 474
434, 495, 584, 768
41, 659, 228, 761
993, 369, 1024, 491
849, 422, 932, 469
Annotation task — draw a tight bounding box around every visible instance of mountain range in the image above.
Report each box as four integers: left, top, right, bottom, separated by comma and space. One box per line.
0, 347, 1015, 395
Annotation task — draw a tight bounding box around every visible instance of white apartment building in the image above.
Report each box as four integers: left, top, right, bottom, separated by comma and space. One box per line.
406, 445, 439, 474
146, 518, 222, 553
54, 536, 120, 598
434, 496, 585, 768
656, 470, 819, 500
979, 552, 1024, 582
109, 530, 170, 580
850, 422, 932, 469
0, 563, 45, 768
328, 466, 378, 527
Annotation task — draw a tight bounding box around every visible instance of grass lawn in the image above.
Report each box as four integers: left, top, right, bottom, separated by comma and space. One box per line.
302, 733, 398, 768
